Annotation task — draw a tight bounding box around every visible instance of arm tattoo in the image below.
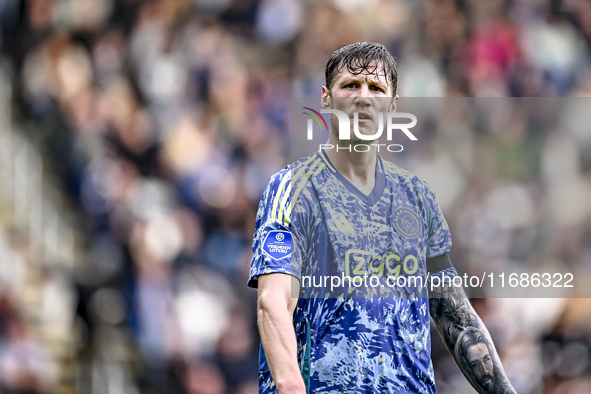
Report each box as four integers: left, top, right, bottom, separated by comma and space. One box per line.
429, 268, 516, 394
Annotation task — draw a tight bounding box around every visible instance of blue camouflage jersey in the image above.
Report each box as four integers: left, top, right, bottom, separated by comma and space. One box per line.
248, 149, 452, 393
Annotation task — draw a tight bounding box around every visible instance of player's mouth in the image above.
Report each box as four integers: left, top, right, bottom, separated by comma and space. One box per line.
353, 111, 372, 121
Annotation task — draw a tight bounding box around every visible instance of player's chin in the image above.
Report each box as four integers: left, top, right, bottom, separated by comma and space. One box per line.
350, 137, 379, 146
356, 123, 382, 135
352, 131, 381, 143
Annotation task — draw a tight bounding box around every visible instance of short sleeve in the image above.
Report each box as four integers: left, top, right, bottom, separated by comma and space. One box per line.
248, 167, 305, 288
422, 182, 452, 258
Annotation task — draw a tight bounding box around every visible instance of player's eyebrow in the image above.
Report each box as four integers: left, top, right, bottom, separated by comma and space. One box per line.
338, 76, 362, 85
367, 70, 388, 84
338, 74, 387, 87
369, 79, 387, 89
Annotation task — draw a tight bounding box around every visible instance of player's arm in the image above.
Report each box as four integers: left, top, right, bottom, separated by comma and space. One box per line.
257, 273, 305, 394
427, 254, 516, 394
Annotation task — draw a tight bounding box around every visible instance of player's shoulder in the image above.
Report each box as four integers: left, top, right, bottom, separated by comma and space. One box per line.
259, 152, 321, 226
380, 157, 440, 202
266, 166, 290, 193
381, 157, 427, 188
265, 151, 324, 191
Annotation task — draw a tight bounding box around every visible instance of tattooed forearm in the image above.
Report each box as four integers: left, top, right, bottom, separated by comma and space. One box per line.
429, 268, 516, 394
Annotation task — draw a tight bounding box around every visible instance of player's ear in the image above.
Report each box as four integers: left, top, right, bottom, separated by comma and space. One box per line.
321, 86, 331, 108
389, 94, 399, 112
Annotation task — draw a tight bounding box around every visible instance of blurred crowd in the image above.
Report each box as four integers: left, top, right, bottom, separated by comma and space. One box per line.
0, 0, 591, 393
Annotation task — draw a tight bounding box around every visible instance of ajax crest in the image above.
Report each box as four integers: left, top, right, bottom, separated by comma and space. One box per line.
393, 207, 421, 238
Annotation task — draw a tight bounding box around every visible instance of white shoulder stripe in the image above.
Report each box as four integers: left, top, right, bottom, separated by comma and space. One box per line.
282, 159, 324, 225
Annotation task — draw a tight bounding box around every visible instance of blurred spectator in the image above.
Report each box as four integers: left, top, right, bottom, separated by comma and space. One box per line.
0, 304, 57, 393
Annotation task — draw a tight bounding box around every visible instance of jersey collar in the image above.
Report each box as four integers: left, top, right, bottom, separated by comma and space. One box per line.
318, 149, 386, 206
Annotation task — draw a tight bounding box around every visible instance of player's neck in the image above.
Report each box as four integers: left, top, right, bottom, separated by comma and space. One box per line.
324, 146, 377, 196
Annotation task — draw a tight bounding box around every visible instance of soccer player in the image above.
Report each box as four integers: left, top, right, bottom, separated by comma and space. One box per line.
248, 42, 516, 393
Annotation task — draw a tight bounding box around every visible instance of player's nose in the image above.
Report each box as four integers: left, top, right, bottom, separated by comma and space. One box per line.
358, 83, 371, 97
354, 84, 372, 106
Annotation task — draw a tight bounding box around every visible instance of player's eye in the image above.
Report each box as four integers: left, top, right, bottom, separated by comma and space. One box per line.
344, 83, 357, 89
370, 85, 384, 92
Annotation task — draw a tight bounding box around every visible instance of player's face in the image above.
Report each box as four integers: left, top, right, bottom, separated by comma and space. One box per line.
467, 343, 494, 391
321, 61, 398, 141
